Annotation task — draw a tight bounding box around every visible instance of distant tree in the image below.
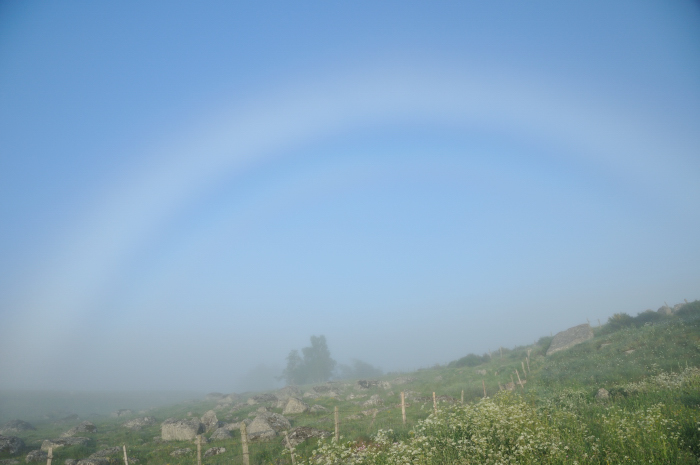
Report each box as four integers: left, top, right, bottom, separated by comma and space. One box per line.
337, 359, 383, 379
281, 335, 336, 385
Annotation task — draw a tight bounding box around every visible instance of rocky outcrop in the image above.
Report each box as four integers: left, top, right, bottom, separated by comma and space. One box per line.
362, 395, 383, 407
356, 380, 379, 390
546, 324, 594, 356
247, 413, 290, 441
282, 398, 309, 415
0, 421, 35, 435
0, 436, 24, 455
61, 422, 96, 437
203, 447, 225, 457
283, 427, 331, 447
25, 450, 47, 463
200, 411, 221, 432
122, 417, 156, 430
161, 419, 204, 441
41, 438, 90, 452
209, 427, 232, 440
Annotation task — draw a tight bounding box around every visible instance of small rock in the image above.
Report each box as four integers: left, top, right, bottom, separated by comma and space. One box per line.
0, 421, 35, 435
61, 422, 96, 437
25, 451, 48, 463
122, 417, 156, 430
283, 427, 331, 447
64, 460, 77, 465
624, 349, 636, 355
595, 388, 610, 400
161, 419, 204, 441
475, 369, 487, 376
203, 447, 225, 457
310, 405, 327, 413
362, 395, 383, 407
209, 428, 231, 440
111, 410, 133, 418
200, 410, 221, 432
169, 448, 191, 457
41, 438, 90, 452
0, 436, 24, 455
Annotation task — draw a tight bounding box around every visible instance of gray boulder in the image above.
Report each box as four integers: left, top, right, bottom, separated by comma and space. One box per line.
203, 447, 225, 458
596, 388, 610, 400
0, 436, 24, 455
209, 428, 231, 440
64, 460, 78, 465
356, 380, 379, 390
76, 459, 109, 465
362, 395, 383, 407
41, 438, 90, 452
0, 421, 35, 435
310, 405, 327, 413
546, 324, 594, 356
658, 305, 673, 315
161, 419, 204, 441
282, 398, 309, 415
88, 447, 121, 459
200, 410, 221, 432
61, 422, 96, 437
122, 417, 156, 430
0, 459, 20, 465
247, 413, 290, 441
25, 451, 47, 463
283, 427, 331, 447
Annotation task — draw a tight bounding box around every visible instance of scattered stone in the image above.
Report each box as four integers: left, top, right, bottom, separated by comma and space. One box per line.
362, 395, 383, 407
546, 324, 594, 356
0, 436, 24, 455
378, 381, 392, 390
624, 349, 636, 355
302, 391, 319, 399
356, 380, 379, 390
283, 427, 331, 447
392, 377, 416, 385
476, 369, 487, 376
111, 410, 133, 418
310, 405, 327, 413
122, 417, 156, 430
250, 394, 277, 405
161, 419, 204, 441
61, 422, 96, 437
200, 411, 221, 432
76, 458, 109, 465
64, 460, 77, 465
88, 447, 121, 459
209, 428, 232, 440
282, 398, 309, 415
169, 448, 191, 457
361, 409, 379, 417
0, 460, 20, 465
41, 438, 90, 452
599, 343, 612, 348
346, 414, 363, 420
504, 382, 515, 391
203, 447, 225, 457
596, 388, 610, 400
247, 413, 290, 441
25, 451, 47, 463
0, 421, 35, 435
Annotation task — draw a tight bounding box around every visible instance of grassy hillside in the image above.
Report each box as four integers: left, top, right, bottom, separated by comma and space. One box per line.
2, 301, 700, 464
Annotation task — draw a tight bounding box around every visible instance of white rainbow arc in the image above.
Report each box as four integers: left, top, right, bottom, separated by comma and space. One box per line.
3, 64, 697, 375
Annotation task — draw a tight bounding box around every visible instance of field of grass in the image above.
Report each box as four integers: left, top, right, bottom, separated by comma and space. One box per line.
2, 301, 700, 464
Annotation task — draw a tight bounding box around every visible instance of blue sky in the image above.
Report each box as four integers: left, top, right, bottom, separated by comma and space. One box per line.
1, 1, 699, 391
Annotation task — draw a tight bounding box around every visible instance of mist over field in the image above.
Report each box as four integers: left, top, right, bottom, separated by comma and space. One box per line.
1, 1, 699, 395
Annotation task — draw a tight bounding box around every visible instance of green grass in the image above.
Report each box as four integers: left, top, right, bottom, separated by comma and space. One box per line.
3, 301, 700, 464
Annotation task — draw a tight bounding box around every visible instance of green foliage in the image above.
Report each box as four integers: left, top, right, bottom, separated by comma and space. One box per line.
282, 335, 337, 385
448, 352, 488, 368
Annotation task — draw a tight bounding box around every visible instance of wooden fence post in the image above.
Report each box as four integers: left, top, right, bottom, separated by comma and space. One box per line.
334, 406, 339, 442
516, 369, 524, 389
122, 445, 128, 465
241, 421, 250, 465
482, 379, 486, 397
526, 356, 530, 374
46, 447, 52, 465
461, 389, 464, 404
522, 361, 527, 378
284, 431, 296, 465
196, 434, 201, 465
432, 392, 437, 414
400, 392, 406, 425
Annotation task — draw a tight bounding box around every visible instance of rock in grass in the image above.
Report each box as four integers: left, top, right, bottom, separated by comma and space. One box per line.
310, 404, 327, 413
546, 324, 594, 356
0, 436, 24, 455
282, 398, 309, 415
0, 421, 35, 435
596, 388, 610, 400
283, 427, 331, 447
122, 417, 156, 430
200, 410, 221, 432
161, 419, 204, 441
41, 438, 90, 452
203, 447, 225, 457
25, 451, 47, 463
60, 422, 96, 437
169, 448, 191, 457
209, 428, 231, 440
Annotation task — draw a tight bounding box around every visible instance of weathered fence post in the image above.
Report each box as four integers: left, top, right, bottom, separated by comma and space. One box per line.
482, 379, 487, 397
526, 356, 531, 374
122, 445, 128, 465
334, 406, 339, 442
196, 434, 201, 465
432, 392, 437, 414
46, 447, 52, 465
461, 389, 464, 404
284, 431, 296, 465
516, 369, 524, 389
400, 391, 406, 425
241, 421, 250, 465
522, 361, 527, 378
